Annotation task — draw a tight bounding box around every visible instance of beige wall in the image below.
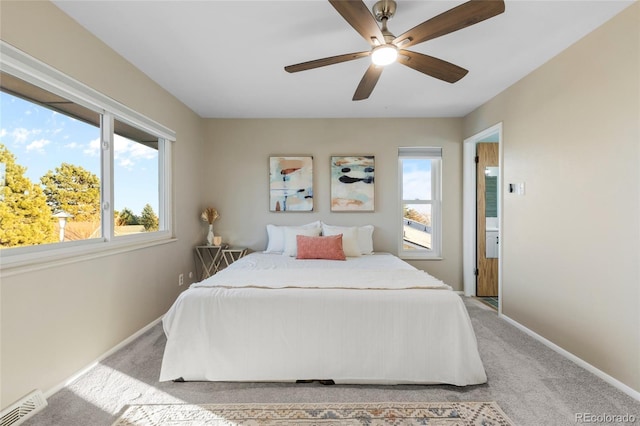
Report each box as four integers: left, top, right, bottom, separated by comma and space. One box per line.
0, 1, 204, 408
202, 118, 464, 288
464, 3, 639, 392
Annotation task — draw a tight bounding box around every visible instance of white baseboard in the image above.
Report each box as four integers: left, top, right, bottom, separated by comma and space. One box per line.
44, 315, 164, 399
500, 314, 640, 402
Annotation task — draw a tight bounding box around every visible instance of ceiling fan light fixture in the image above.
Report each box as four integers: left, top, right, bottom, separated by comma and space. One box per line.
285, 0, 505, 100
371, 44, 398, 66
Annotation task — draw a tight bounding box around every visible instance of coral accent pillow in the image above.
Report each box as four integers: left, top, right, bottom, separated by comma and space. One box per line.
296, 234, 346, 261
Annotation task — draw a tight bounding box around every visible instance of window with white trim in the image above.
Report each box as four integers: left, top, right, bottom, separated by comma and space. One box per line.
0, 41, 175, 268
398, 147, 442, 259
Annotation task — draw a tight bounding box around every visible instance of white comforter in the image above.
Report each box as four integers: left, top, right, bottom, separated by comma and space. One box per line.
160, 253, 487, 385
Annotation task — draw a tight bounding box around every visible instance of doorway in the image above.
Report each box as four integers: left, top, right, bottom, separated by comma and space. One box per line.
462, 123, 502, 313
476, 143, 499, 297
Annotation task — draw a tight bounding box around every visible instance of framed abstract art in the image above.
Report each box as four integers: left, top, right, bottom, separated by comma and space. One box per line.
269, 156, 313, 212
330, 155, 375, 212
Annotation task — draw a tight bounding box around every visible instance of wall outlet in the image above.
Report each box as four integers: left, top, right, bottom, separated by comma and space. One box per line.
178, 273, 184, 286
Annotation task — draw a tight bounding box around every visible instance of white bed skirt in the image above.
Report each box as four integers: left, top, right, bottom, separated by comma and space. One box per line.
160, 253, 487, 386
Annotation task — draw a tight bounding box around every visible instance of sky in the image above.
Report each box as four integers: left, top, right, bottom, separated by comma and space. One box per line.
402, 158, 433, 217
403, 158, 432, 200
0, 91, 158, 216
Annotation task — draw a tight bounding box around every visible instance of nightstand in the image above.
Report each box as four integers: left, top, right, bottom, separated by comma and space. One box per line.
194, 245, 225, 280
221, 247, 247, 268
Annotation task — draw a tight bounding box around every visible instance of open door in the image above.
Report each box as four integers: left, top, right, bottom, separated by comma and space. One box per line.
476, 143, 499, 297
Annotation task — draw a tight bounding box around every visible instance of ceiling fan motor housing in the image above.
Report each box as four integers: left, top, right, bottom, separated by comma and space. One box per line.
373, 0, 397, 43
372, 0, 397, 22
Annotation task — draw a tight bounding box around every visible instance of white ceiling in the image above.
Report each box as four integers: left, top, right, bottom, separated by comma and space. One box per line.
52, 1, 633, 119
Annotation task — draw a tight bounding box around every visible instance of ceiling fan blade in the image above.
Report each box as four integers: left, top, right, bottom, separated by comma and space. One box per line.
285, 51, 370, 73
329, 0, 385, 46
353, 64, 383, 101
393, 0, 505, 49
397, 50, 468, 83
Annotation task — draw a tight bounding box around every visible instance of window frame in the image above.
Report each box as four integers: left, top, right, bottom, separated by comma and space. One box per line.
398, 147, 443, 260
0, 41, 176, 275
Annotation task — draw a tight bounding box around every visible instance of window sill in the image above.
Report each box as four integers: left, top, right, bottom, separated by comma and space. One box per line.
400, 254, 443, 261
0, 235, 177, 278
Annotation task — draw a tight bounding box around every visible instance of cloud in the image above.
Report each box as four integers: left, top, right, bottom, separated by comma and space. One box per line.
11, 127, 42, 144
12, 128, 30, 144
83, 137, 101, 157
0, 129, 7, 138
118, 158, 134, 169
64, 142, 81, 149
126, 141, 157, 160
80, 136, 157, 169
26, 138, 51, 154
114, 135, 157, 170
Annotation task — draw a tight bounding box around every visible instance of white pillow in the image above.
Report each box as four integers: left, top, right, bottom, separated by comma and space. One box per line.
321, 223, 375, 255
321, 224, 361, 257
265, 221, 321, 253
357, 225, 374, 255
283, 226, 321, 257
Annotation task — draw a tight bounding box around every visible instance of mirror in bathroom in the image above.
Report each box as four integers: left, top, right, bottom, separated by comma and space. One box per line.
484, 167, 498, 219
484, 166, 499, 258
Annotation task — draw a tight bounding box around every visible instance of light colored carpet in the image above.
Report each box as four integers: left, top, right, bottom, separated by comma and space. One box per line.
112, 401, 514, 426
23, 298, 640, 426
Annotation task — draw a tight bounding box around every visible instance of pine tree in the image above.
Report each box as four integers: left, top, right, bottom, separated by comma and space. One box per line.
0, 144, 56, 247
139, 204, 159, 232
40, 163, 100, 222
116, 207, 138, 226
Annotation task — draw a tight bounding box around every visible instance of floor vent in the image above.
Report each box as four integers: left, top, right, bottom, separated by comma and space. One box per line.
0, 390, 47, 426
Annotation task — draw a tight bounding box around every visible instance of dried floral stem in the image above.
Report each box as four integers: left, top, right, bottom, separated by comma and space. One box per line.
201, 207, 219, 224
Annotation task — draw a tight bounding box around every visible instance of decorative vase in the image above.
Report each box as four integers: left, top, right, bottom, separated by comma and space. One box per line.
206, 224, 214, 246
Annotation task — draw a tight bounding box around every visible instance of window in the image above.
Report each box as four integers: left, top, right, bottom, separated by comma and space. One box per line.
0, 41, 175, 269
1, 77, 103, 246
112, 118, 161, 237
398, 147, 442, 259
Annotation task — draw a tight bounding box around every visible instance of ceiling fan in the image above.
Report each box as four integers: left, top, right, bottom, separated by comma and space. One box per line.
284, 0, 505, 101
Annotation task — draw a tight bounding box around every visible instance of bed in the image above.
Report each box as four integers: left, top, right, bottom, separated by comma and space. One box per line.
160, 226, 487, 386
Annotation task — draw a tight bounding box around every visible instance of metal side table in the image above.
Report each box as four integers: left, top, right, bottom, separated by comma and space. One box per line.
195, 245, 224, 280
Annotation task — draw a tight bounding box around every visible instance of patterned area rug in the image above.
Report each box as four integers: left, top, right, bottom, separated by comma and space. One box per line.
112, 401, 514, 425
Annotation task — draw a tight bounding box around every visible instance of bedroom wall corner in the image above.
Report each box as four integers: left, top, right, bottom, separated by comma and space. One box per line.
0, 0, 205, 410
462, 2, 640, 394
